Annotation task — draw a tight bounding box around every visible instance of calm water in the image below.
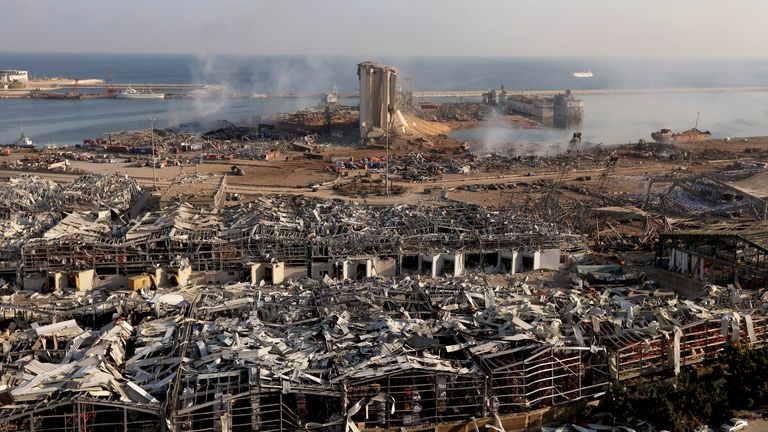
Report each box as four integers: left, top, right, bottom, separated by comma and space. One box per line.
450, 91, 768, 152
1, 53, 768, 145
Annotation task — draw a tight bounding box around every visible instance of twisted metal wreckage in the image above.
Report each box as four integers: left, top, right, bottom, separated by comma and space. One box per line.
0, 174, 767, 431
14, 193, 574, 284
1, 277, 766, 432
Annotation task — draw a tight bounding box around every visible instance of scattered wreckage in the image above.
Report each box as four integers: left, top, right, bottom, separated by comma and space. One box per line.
1, 274, 765, 431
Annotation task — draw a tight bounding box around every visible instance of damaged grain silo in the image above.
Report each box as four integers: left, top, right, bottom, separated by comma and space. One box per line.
357, 61, 398, 139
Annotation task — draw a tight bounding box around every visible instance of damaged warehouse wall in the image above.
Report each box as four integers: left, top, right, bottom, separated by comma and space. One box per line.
657, 220, 768, 289
0, 174, 143, 285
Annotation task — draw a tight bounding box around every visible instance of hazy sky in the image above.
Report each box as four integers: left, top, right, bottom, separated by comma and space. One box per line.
2, 0, 768, 58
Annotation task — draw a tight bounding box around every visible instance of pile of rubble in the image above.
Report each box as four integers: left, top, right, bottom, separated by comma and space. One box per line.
60, 174, 143, 212
0, 176, 61, 214
1, 273, 765, 430
273, 105, 358, 127
7, 153, 77, 172
0, 175, 143, 277
0, 174, 141, 215
102, 129, 207, 153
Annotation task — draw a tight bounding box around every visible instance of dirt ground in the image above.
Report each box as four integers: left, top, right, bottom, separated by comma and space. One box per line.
0, 123, 766, 207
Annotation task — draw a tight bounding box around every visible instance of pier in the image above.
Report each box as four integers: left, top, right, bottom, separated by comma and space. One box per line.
411, 86, 768, 98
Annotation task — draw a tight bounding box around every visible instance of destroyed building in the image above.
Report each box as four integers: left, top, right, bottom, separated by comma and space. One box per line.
0, 175, 143, 283
2, 271, 766, 431
658, 220, 768, 289
14, 196, 575, 290
159, 175, 227, 209
652, 172, 768, 220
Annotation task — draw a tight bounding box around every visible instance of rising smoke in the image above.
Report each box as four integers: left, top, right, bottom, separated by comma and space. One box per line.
171, 54, 353, 130
470, 108, 579, 156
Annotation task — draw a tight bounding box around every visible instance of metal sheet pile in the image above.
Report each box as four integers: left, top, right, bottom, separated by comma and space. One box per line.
103, 129, 207, 152
0, 175, 142, 272
0, 175, 62, 214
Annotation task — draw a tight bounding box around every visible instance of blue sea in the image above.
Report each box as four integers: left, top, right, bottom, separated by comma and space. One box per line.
1, 52, 768, 146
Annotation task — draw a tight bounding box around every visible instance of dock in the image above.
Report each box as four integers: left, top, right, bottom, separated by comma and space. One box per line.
411, 86, 768, 98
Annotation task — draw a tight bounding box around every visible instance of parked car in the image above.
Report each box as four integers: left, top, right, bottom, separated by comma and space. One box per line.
720, 419, 748, 432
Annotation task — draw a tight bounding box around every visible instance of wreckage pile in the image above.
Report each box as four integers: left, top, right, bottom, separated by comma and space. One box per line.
102, 129, 207, 153
0, 176, 61, 214
0, 175, 143, 278
1, 274, 766, 431
273, 105, 358, 128
11, 195, 577, 282
60, 174, 143, 212
0, 174, 142, 216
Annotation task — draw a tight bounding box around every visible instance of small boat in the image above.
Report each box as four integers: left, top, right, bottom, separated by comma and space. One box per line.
14, 128, 35, 148
116, 87, 165, 100
572, 71, 594, 78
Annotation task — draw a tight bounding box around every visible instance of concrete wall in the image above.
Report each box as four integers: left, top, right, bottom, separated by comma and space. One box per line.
372, 258, 397, 277
177, 266, 192, 286
76, 269, 95, 291
497, 249, 562, 273
311, 261, 336, 280
145, 267, 168, 288
498, 251, 520, 274
342, 259, 373, 280
436, 253, 464, 277
94, 274, 129, 290
538, 248, 562, 270
419, 254, 439, 277
188, 270, 239, 285
284, 266, 308, 281
250, 262, 285, 285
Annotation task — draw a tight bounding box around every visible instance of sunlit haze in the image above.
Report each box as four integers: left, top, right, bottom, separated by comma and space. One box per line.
2, 0, 768, 58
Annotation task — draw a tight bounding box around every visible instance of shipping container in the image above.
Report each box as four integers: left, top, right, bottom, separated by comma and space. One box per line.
105, 145, 129, 153
131, 147, 155, 155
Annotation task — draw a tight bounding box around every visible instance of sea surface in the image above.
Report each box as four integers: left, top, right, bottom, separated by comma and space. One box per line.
1, 53, 768, 146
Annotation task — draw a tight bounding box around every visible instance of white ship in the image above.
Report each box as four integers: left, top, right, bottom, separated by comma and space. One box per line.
572, 71, 594, 78
116, 87, 165, 99
14, 128, 34, 148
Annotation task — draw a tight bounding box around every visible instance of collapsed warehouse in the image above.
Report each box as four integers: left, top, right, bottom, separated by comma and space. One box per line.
2, 273, 766, 431
0, 174, 144, 281
14, 195, 573, 290
2, 166, 768, 431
